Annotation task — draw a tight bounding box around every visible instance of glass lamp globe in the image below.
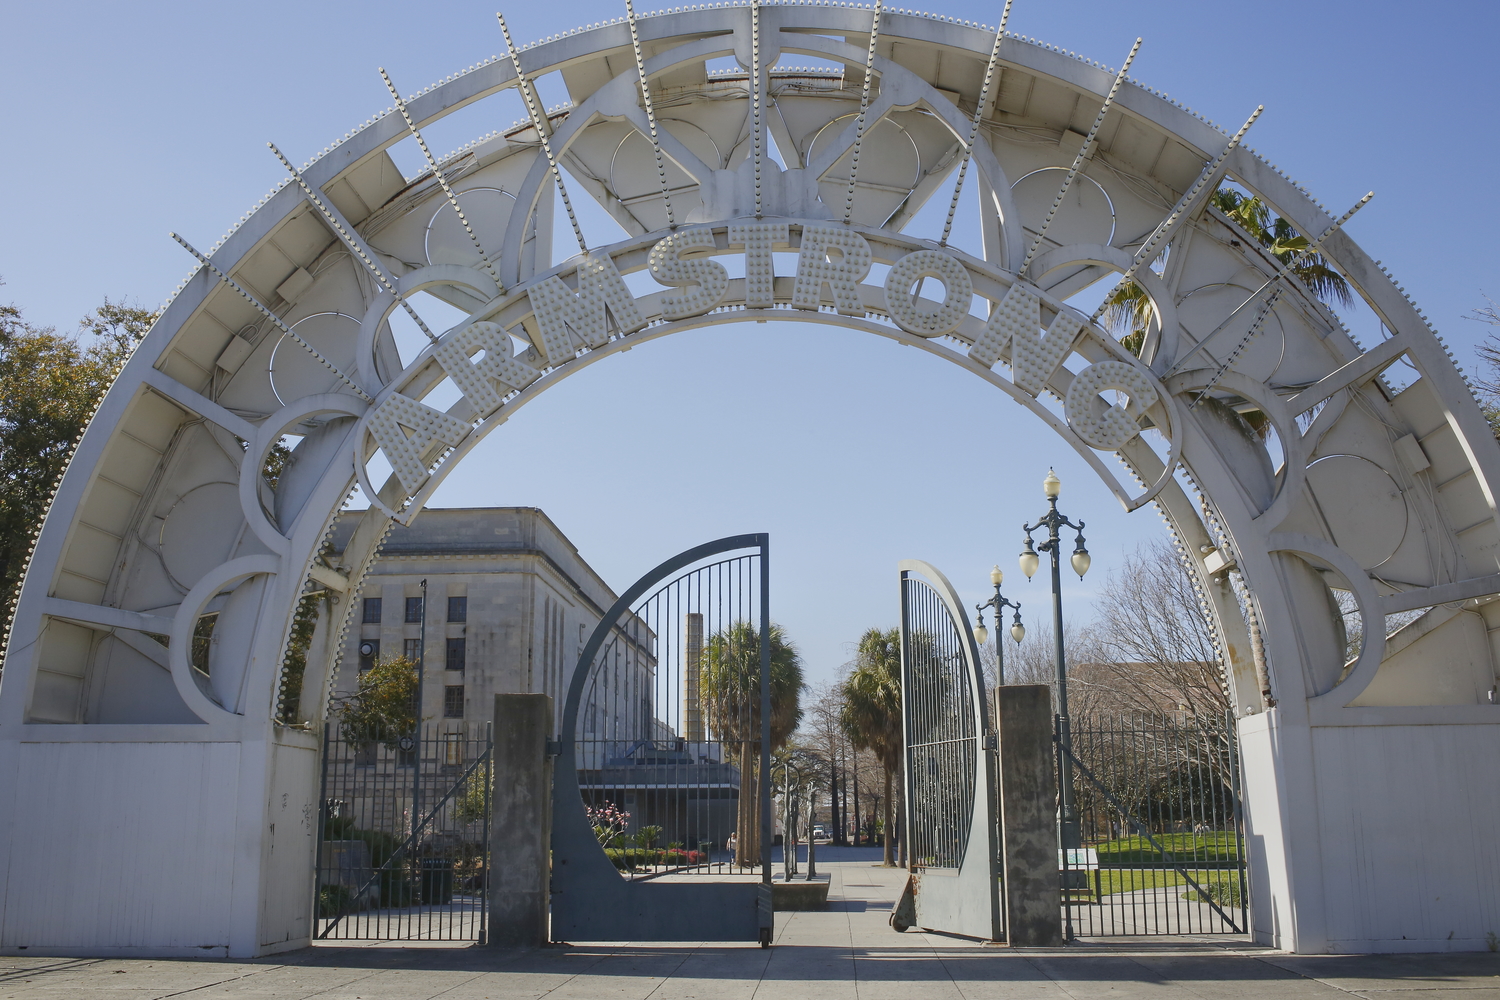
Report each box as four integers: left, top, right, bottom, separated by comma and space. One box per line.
1043, 468, 1061, 498
1010, 620, 1026, 643
1019, 545, 1040, 579
973, 622, 989, 645
1071, 549, 1092, 578
990, 565, 1003, 587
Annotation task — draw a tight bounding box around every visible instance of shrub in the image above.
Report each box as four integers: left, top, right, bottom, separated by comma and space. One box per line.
1182, 879, 1242, 907
604, 847, 704, 871
318, 884, 354, 918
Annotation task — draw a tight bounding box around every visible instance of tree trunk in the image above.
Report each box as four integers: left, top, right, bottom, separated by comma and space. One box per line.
840, 758, 852, 845
852, 767, 861, 846
736, 742, 755, 867
895, 763, 907, 868
882, 764, 895, 867
834, 758, 846, 845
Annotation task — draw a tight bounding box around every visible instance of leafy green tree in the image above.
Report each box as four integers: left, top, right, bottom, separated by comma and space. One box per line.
334, 655, 420, 747
840, 627, 904, 866
700, 620, 804, 867
0, 290, 156, 644
276, 590, 330, 724
1102, 187, 1353, 354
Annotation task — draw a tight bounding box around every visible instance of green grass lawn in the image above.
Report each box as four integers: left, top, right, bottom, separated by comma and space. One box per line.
1085, 867, 1244, 898
1091, 831, 1240, 867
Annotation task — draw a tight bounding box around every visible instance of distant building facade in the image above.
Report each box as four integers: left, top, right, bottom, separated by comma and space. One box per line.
328, 506, 622, 735
325, 507, 738, 849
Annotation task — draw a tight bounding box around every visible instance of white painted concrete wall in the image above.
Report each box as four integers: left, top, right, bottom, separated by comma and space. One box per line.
0, 741, 244, 956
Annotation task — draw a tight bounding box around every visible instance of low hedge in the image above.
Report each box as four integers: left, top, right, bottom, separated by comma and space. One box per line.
604, 848, 705, 871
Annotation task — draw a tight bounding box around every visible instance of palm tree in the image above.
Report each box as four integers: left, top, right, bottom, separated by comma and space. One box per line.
699, 621, 804, 867
840, 627, 904, 866
1102, 186, 1353, 355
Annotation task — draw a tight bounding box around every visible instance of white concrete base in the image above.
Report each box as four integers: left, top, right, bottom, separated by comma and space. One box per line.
1241, 710, 1500, 953
0, 730, 318, 958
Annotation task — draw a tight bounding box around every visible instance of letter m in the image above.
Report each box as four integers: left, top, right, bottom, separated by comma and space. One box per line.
526, 253, 647, 365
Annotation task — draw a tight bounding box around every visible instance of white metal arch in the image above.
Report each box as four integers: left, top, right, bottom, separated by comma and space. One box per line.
2, 3, 1498, 958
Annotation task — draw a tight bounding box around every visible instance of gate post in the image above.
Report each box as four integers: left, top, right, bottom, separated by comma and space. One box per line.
490, 693, 554, 947
995, 684, 1063, 946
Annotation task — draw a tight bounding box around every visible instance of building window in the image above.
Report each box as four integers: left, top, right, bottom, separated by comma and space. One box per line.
362, 598, 382, 624
446, 638, 466, 672
444, 685, 465, 718
448, 596, 467, 622
405, 597, 424, 623
404, 638, 422, 662
358, 639, 379, 672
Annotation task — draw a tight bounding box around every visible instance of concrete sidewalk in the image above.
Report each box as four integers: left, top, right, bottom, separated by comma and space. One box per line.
2, 857, 1496, 999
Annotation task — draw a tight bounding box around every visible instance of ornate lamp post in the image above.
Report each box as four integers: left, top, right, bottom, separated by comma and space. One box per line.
973, 565, 1025, 686
1020, 469, 1090, 852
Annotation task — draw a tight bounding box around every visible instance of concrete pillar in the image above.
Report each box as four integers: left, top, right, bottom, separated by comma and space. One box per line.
490, 693, 553, 947
995, 684, 1062, 947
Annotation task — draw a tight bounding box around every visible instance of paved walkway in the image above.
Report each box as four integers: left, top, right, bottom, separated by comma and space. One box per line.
3, 855, 1497, 999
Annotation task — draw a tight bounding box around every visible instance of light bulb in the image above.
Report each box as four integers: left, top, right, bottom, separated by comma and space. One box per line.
1020, 538, 1039, 579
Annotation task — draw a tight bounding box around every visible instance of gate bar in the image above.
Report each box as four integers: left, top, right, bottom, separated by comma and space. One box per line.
759, 537, 773, 944
317, 747, 493, 939
1053, 727, 1242, 933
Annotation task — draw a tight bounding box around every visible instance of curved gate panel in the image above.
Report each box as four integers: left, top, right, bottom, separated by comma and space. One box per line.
899, 560, 1001, 941
553, 535, 774, 945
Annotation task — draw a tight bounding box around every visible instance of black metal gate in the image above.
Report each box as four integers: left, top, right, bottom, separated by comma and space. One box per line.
1057, 710, 1248, 937
552, 534, 775, 945
315, 722, 492, 941
898, 560, 1001, 942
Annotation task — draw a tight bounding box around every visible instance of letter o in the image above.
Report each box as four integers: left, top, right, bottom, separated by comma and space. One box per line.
1064, 360, 1160, 451
882, 250, 974, 336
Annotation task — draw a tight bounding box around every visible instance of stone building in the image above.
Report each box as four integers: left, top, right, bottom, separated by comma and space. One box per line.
324, 506, 738, 850
327, 506, 622, 735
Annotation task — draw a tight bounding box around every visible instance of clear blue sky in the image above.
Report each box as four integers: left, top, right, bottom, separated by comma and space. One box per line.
3, 1, 1496, 686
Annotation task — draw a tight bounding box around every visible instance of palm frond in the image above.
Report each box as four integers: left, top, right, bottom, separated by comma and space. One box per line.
1100, 280, 1153, 356
1213, 187, 1352, 309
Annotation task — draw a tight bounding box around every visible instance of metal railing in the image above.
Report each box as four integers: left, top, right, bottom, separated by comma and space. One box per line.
1057, 710, 1248, 936
577, 736, 752, 878
571, 552, 765, 881
315, 722, 492, 941
902, 577, 977, 872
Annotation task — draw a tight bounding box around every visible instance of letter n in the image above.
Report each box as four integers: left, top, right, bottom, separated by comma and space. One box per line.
968, 283, 1084, 396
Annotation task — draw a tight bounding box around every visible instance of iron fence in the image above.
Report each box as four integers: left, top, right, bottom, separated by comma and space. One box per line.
315, 722, 492, 941
572, 554, 764, 881
902, 576, 978, 873
1057, 709, 1248, 937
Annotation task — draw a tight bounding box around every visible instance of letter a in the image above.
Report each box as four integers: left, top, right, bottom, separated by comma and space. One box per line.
366, 393, 474, 495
